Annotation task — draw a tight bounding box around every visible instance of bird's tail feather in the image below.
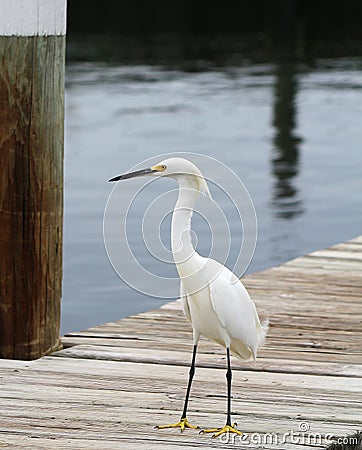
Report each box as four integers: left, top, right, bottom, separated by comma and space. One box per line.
258, 319, 269, 349
250, 318, 269, 361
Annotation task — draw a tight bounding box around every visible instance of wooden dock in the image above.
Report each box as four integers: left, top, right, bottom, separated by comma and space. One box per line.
0, 237, 361, 449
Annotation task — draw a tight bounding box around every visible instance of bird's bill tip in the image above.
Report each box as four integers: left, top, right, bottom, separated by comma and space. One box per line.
108, 174, 123, 182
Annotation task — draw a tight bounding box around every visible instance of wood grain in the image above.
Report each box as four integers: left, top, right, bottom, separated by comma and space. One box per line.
0, 35, 65, 359
0, 236, 361, 448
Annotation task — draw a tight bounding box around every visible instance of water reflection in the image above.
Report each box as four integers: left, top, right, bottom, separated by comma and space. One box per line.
269, 1, 303, 220
271, 58, 303, 219
63, 27, 362, 333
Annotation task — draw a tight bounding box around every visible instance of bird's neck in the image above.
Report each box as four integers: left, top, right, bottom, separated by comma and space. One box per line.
171, 185, 200, 270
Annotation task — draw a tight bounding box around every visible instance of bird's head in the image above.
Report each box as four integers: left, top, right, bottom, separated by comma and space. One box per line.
109, 157, 211, 198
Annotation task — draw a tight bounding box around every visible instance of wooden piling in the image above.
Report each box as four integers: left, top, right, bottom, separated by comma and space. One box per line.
0, 0, 67, 359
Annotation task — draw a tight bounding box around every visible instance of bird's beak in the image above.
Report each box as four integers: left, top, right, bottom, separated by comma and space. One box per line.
109, 165, 166, 182
109, 167, 155, 182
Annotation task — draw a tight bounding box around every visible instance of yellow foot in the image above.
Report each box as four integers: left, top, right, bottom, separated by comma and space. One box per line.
200, 423, 242, 438
155, 417, 199, 432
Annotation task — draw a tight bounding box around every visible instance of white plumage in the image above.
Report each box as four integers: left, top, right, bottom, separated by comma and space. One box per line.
167, 157, 268, 362
109, 157, 268, 437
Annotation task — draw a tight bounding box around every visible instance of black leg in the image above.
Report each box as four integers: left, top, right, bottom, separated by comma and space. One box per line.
199, 347, 242, 437
181, 344, 197, 419
226, 347, 232, 426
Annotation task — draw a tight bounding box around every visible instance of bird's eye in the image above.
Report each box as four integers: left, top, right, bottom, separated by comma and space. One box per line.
151, 164, 167, 172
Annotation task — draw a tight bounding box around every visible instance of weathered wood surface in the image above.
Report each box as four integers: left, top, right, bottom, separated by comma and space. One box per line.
0, 236, 361, 448
0, 0, 66, 359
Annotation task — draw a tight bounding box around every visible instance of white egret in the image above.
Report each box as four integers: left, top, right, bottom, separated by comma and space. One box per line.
109, 157, 268, 438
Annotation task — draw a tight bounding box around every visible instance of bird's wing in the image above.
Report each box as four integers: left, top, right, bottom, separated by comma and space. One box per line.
207, 261, 260, 350
180, 281, 192, 323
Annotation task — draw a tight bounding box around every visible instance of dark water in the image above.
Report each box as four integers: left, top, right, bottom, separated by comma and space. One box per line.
62, 34, 362, 334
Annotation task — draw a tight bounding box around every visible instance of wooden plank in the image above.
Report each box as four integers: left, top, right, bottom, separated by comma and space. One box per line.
0, 236, 361, 448
0, 357, 360, 449
61, 331, 362, 354
53, 344, 362, 377
0, 357, 360, 397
